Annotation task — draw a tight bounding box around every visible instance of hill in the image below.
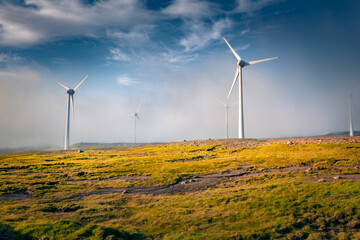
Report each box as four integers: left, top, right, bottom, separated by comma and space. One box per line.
325, 131, 360, 136
0, 136, 359, 239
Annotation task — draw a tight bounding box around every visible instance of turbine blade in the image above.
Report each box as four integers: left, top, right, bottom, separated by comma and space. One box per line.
248, 57, 279, 65
228, 66, 240, 98
70, 95, 74, 119
230, 101, 237, 107
216, 98, 227, 107
57, 82, 70, 90
223, 38, 241, 61
74, 74, 89, 91
136, 101, 142, 113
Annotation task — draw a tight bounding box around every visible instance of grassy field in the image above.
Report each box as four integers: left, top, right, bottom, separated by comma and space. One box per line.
0, 138, 359, 239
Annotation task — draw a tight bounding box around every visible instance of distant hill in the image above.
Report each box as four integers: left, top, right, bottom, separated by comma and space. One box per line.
71, 142, 164, 150
0, 145, 60, 154
0, 142, 164, 153
325, 131, 360, 136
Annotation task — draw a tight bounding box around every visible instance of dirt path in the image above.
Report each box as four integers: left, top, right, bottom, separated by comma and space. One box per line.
75, 166, 360, 198
1, 166, 359, 201
0, 193, 30, 201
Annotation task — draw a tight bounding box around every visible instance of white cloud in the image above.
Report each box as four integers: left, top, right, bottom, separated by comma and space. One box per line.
236, 44, 250, 51
241, 28, 250, 35
0, 0, 153, 46
161, 51, 198, 64
116, 75, 137, 86
106, 24, 153, 45
0, 53, 22, 63
159, 43, 198, 63
235, 0, 282, 13
162, 0, 213, 18
180, 18, 231, 52
0, 67, 40, 83
108, 48, 131, 62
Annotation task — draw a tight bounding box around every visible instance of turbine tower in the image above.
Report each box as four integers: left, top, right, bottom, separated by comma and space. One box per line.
223, 37, 278, 138
349, 93, 354, 137
57, 74, 89, 150
216, 99, 236, 139
131, 101, 141, 143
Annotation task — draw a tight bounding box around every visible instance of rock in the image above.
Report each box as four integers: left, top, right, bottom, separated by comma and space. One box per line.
180, 181, 186, 185
78, 149, 84, 153
39, 237, 50, 240
121, 190, 127, 194
333, 176, 341, 180
355, 166, 359, 169
189, 179, 194, 183
287, 141, 294, 145
77, 171, 85, 176
26, 189, 34, 195
318, 178, 326, 183
305, 167, 312, 172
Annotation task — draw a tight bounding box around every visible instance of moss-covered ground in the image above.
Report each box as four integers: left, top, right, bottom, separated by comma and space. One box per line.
0, 138, 359, 239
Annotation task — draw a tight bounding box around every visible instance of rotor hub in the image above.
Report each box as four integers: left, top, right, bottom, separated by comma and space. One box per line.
67, 89, 75, 95
239, 60, 247, 68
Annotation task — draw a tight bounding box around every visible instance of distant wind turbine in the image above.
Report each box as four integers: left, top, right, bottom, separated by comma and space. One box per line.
57, 74, 89, 150
216, 99, 236, 139
349, 93, 354, 137
223, 37, 278, 138
131, 101, 142, 143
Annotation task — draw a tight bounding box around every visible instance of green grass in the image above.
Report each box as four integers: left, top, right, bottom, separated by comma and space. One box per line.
0, 141, 359, 239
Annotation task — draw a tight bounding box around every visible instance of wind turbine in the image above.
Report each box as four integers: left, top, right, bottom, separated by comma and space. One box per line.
131, 101, 141, 143
216, 99, 236, 139
57, 74, 89, 150
349, 93, 354, 137
224, 37, 278, 138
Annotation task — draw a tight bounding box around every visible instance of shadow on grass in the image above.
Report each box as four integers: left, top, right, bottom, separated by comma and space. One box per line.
5, 220, 146, 240
71, 224, 146, 239
0, 222, 36, 240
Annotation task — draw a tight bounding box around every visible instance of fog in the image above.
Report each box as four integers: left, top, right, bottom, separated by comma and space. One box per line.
1, 49, 359, 150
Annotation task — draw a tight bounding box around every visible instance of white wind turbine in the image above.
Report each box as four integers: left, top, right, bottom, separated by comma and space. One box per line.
224, 37, 278, 138
131, 101, 142, 143
216, 99, 236, 139
57, 74, 89, 150
349, 93, 354, 137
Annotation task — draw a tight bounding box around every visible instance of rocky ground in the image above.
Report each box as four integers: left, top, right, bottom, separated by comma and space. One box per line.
71, 136, 360, 197
1, 136, 359, 201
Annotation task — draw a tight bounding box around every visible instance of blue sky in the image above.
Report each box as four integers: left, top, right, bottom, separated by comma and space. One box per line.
0, 0, 360, 148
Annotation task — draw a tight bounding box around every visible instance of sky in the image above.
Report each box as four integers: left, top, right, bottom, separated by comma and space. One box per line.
0, 0, 360, 149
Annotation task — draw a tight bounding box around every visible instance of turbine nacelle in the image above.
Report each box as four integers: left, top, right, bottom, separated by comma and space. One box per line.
67, 89, 75, 95
238, 60, 249, 68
